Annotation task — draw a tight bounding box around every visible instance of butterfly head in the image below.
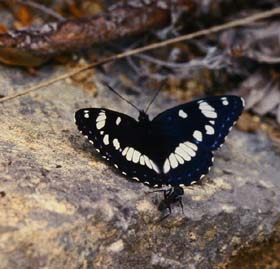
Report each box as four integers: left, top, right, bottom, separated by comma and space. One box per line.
138, 110, 150, 123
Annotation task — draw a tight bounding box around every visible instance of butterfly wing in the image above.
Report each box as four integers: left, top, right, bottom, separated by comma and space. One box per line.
157, 135, 214, 186
151, 95, 244, 186
75, 108, 161, 186
153, 95, 244, 150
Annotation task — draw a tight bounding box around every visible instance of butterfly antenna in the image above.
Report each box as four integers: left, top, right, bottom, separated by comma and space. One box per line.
104, 84, 141, 112
145, 80, 166, 114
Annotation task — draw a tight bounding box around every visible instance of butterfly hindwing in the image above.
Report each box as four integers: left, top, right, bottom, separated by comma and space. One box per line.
75, 108, 161, 186
159, 138, 214, 186
149, 114, 213, 186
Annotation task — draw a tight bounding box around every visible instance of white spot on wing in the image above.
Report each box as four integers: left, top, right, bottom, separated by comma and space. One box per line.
199, 102, 215, 111
164, 139, 199, 173
96, 112, 106, 129
193, 130, 202, 142
144, 155, 152, 169
126, 147, 134, 161
174, 153, 184, 164
103, 134, 109, 145
116, 117, 121, 125
132, 150, 141, 163
140, 155, 145, 165
202, 110, 217, 118
96, 114, 106, 122
84, 113, 89, 118
150, 159, 160, 174
199, 102, 217, 118
205, 125, 215, 135
96, 121, 105, 130
182, 142, 196, 157
113, 138, 120, 150
169, 153, 178, 169
222, 100, 229, 106
175, 146, 191, 161
184, 142, 197, 151
122, 147, 129, 156
178, 109, 188, 119
163, 159, 170, 174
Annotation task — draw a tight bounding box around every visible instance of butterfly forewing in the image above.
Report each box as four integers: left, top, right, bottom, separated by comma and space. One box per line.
75, 108, 161, 186
153, 95, 244, 150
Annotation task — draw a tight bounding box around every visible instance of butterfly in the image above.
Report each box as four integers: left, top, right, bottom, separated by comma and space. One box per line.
75, 92, 244, 214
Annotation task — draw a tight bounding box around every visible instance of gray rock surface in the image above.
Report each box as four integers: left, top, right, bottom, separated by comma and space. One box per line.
0, 64, 280, 269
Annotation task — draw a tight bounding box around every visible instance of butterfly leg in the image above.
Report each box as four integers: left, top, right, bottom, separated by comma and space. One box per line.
163, 188, 173, 199
150, 189, 175, 205
159, 209, 172, 222
177, 196, 184, 215
171, 187, 184, 215
144, 188, 172, 196
158, 202, 173, 222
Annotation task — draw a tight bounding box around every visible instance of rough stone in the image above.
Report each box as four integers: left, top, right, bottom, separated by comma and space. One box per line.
0, 64, 280, 269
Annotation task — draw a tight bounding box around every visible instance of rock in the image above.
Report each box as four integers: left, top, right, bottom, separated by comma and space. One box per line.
0, 64, 280, 269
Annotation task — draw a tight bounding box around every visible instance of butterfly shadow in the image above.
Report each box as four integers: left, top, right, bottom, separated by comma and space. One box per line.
68, 133, 151, 189
69, 133, 104, 160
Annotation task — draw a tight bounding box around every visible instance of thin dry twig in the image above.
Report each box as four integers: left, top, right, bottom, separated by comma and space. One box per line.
137, 47, 227, 69
1, 7, 280, 103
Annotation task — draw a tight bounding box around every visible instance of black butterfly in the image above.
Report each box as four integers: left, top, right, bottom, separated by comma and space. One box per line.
75, 93, 244, 214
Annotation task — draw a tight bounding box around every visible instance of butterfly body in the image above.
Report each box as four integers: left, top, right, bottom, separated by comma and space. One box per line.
75, 95, 244, 188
